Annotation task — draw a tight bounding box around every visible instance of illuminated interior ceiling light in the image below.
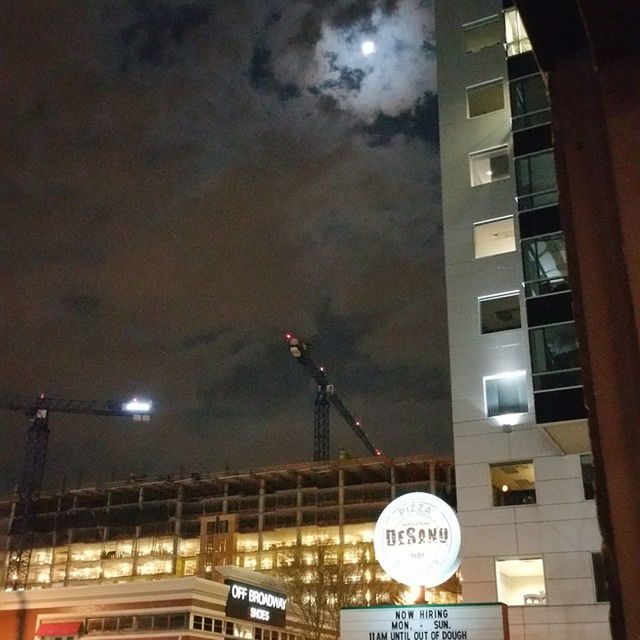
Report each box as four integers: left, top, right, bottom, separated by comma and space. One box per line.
502, 484, 509, 492
361, 40, 375, 55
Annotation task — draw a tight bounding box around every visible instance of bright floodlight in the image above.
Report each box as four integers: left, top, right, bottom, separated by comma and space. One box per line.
124, 399, 152, 413
361, 40, 375, 55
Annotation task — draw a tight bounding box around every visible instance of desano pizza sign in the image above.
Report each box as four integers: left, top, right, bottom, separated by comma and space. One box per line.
341, 604, 509, 640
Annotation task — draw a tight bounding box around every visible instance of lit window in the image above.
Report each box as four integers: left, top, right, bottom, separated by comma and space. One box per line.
467, 79, 504, 118
504, 8, 532, 57
463, 16, 502, 53
484, 371, 528, 417
490, 461, 536, 506
591, 552, 609, 602
495, 557, 545, 605
479, 292, 521, 334
581, 454, 595, 500
470, 146, 510, 186
473, 216, 516, 259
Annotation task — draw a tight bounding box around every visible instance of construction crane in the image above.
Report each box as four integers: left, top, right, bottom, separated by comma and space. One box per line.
285, 334, 383, 461
0, 393, 152, 590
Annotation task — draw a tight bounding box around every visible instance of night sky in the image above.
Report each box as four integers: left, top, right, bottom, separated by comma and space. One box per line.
0, 0, 449, 495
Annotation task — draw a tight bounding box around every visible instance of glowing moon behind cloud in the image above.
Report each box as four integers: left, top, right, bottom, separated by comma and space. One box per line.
361, 40, 375, 55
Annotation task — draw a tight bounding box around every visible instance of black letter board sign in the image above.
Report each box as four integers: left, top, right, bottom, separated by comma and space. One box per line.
225, 579, 288, 628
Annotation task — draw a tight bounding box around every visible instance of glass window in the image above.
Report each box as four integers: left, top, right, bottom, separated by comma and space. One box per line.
154, 615, 169, 630
490, 461, 536, 506
479, 292, 521, 334
170, 614, 187, 629
103, 618, 117, 632
515, 151, 556, 196
118, 617, 134, 631
193, 615, 203, 630
86, 619, 103, 634
467, 79, 504, 118
522, 233, 569, 295
592, 552, 609, 602
581, 454, 595, 500
204, 617, 214, 632
464, 15, 502, 53
484, 371, 528, 417
474, 217, 516, 259
214, 618, 223, 633
137, 616, 153, 631
504, 8, 532, 57
510, 74, 550, 130
470, 146, 510, 186
529, 321, 579, 370
496, 558, 545, 605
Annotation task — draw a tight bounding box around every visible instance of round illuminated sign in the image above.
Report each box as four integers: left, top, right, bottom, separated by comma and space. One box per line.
373, 492, 461, 588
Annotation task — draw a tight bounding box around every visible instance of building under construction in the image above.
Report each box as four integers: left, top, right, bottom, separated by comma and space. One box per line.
0, 454, 456, 602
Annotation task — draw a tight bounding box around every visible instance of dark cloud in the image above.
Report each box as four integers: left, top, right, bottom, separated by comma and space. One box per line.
118, 1, 213, 70
249, 46, 301, 100
362, 92, 439, 147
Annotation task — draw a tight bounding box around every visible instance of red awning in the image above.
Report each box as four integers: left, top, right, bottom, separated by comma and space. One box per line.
36, 621, 82, 637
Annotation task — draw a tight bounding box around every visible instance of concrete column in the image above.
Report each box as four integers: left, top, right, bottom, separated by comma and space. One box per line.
296, 474, 303, 545
390, 466, 396, 500
429, 461, 436, 495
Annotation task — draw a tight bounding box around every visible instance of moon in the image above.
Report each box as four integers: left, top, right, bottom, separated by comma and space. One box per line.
361, 40, 375, 55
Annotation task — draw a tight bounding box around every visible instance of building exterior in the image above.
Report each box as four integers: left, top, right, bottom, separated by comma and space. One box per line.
0, 454, 457, 605
436, 1, 609, 638
0, 571, 314, 640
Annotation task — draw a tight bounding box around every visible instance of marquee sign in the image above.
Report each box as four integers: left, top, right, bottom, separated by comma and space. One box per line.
225, 580, 288, 628
341, 604, 509, 640
373, 492, 461, 588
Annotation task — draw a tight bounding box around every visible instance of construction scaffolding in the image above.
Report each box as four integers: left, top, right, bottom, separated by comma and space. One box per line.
0, 454, 455, 594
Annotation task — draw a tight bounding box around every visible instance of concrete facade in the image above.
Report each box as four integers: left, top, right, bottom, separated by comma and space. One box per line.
435, 1, 609, 638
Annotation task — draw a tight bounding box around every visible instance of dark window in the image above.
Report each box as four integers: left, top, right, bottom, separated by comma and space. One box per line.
226, 621, 235, 636
490, 461, 536, 506
510, 74, 550, 130
214, 618, 223, 633
581, 454, 595, 500
137, 616, 153, 630
522, 233, 569, 296
86, 619, 103, 634
463, 16, 502, 53
118, 617, 134, 631
518, 205, 561, 239
526, 291, 573, 326
154, 615, 169, 630
193, 615, 203, 630
170, 614, 187, 629
533, 387, 587, 423
255, 629, 263, 640
529, 322, 581, 390
103, 618, 117, 632
515, 150, 556, 196
204, 617, 214, 632
592, 552, 609, 602
480, 293, 521, 334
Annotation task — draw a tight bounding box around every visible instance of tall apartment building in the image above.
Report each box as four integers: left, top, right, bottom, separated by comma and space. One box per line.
436, 1, 610, 638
